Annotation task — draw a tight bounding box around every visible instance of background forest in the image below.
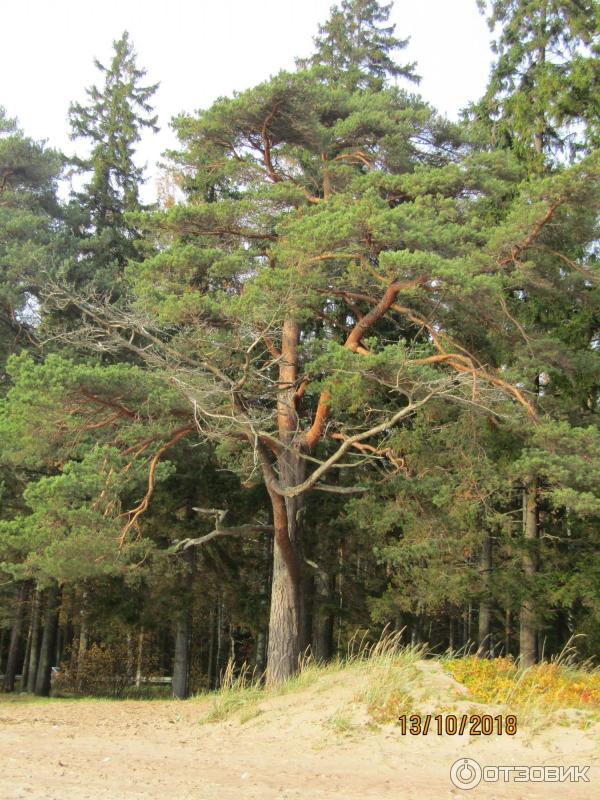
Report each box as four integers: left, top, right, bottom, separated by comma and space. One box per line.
1, 0, 599, 698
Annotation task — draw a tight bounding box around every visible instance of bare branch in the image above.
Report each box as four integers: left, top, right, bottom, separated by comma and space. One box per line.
312, 484, 368, 494
173, 523, 273, 552
274, 390, 440, 498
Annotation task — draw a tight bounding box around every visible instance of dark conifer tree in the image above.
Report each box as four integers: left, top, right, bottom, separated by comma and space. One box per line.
68, 31, 159, 282
475, 0, 600, 167
297, 0, 419, 89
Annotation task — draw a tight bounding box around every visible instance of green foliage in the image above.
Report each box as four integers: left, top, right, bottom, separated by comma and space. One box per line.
0, 108, 64, 367
68, 31, 159, 282
1, 2, 600, 694
474, 0, 600, 167
297, 0, 419, 90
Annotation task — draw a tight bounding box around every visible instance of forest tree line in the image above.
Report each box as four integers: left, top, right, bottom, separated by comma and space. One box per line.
1, 0, 600, 697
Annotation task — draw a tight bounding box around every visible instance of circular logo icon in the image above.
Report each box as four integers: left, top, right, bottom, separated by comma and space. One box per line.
450, 758, 482, 790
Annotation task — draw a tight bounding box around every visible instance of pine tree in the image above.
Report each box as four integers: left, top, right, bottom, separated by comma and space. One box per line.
64, 60, 554, 682
0, 108, 63, 366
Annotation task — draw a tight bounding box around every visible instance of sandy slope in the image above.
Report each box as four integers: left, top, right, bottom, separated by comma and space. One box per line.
0, 662, 598, 800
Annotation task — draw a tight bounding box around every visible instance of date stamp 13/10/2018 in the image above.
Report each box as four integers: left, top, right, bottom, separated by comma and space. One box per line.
398, 713, 517, 736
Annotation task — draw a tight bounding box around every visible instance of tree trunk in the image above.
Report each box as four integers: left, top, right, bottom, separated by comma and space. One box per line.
519, 478, 538, 668
311, 564, 334, 662
21, 604, 34, 690
135, 628, 144, 688
172, 550, 193, 699
337, 541, 344, 653
255, 533, 272, 677
229, 623, 236, 663
76, 591, 89, 687
26, 586, 42, 693
467, 603, 472, 646
477, 530, 493, 657
0, 628, 5, 675
265, 319, 307, 686
3, 583, 27, 692
266, 527, 304, 685
55, 624, 64, 668
35, 582, 60, 697
172, 614, 191, 699
215, 597, 225, 687
265, 448, 306, 685
206, 599, 216, 690
125, 632, 134, 685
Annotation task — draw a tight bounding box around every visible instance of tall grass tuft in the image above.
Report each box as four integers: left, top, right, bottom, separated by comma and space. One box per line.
198, 626, 426, 726
351, 627, 427, 723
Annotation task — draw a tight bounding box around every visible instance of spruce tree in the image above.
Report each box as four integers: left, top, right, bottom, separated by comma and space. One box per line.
297, 0, 419, 89
473, 1, 600, 666
475, 0, 600, 167
68, 31, 158, 283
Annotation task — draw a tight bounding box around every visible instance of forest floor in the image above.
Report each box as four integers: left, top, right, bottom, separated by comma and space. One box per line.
1, 656, 599, 799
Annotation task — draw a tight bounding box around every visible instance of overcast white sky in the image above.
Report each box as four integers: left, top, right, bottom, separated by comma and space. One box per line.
1, 0, 493, 199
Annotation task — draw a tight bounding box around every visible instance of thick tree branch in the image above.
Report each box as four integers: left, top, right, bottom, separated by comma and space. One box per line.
304, 391, 331, 451
535, 245, 600, 284
304, 278, 427, 450
312, 484, 369, 494
77, 387, 137, 419
261, 104, 282, 184
174, 524, 273, 552
322, 287, 535, 416
119, 425, 195, 543
277, 391, 438, 498
497, 197, 564, 267
329, 432, 407, 472
409, 353, 535, 417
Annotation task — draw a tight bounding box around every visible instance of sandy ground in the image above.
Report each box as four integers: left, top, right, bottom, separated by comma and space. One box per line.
1, 662, 598, 800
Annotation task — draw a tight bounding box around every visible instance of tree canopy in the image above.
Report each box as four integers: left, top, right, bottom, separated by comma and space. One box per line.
1, 2, 599, 697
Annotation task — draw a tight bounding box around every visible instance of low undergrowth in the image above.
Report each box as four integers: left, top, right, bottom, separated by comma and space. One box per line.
446, 656, 600, 710
444, 650, 600, 728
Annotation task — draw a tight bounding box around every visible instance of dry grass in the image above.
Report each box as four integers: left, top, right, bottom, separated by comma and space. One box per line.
199, 627, 426, 728
198, 630, 600, 734
199, 661, 264, 723
350, 629, 426, 724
